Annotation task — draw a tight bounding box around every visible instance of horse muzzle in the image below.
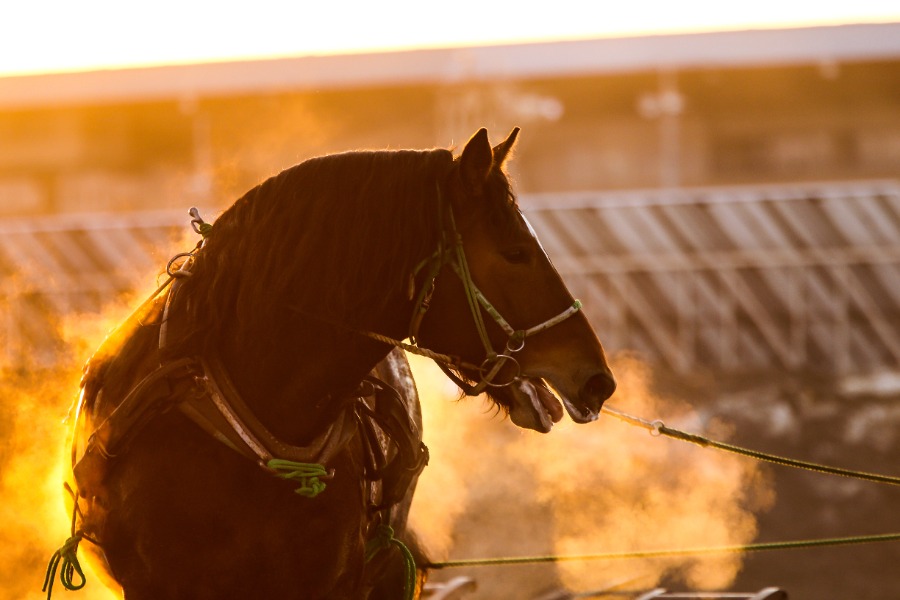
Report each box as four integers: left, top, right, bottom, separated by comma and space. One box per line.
502, 367, 616, 433
574, 370, 617, 421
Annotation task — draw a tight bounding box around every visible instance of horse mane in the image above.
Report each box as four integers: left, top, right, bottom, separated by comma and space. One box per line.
171, 148, 457, 356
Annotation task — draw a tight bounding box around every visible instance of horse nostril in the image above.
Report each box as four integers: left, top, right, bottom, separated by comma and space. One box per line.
583, 372, 616, 404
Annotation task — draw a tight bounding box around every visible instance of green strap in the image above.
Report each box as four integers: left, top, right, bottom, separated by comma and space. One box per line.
365, 524, 417, 600
447, 206, 494, 358
267, 459, 330, 497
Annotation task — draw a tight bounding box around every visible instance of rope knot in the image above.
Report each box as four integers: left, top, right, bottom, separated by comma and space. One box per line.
364, 524, 418, 600
43, 534, 86, 598
195, 222, 213, 238
365, 524, 396, 562
266, 459, 331, 497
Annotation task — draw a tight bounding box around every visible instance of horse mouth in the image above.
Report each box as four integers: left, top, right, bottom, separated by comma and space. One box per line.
504, 377, 565, 433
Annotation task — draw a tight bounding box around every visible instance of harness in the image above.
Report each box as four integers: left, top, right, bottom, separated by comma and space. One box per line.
60, 212, 429, 599
73, 227, 428, 510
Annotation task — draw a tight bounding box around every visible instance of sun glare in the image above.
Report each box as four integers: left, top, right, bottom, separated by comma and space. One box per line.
1, 0, 898, 77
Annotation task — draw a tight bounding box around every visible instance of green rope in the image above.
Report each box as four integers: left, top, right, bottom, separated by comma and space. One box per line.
602, 406, 900, 486
266, 459, 329, 497
43, 534, 86, 598
44, 485, 89, 599
195, 221, 213, 238
365, 524, 417, 600
428, 407, 900, 571
428, 532, 900, 569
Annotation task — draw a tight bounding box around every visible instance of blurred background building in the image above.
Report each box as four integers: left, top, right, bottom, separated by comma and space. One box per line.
2, 22, 899, 380
1, 21, 898, 598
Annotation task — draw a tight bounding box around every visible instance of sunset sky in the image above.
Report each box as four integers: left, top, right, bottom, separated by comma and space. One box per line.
2, 0, 899, 77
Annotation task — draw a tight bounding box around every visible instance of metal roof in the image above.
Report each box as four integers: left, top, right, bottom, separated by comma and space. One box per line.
1, 23, 899, 110
2, 179, 899, 376
523, 179, 900, 375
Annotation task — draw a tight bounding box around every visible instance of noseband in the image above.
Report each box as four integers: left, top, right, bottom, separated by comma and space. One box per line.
401, 186, 582, 396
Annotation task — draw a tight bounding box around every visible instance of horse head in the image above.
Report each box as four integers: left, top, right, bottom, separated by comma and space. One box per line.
169, 128, 613, 435
415, 128, 616, 432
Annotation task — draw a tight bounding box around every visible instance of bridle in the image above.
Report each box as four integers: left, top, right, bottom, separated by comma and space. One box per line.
369, 184, 583, 396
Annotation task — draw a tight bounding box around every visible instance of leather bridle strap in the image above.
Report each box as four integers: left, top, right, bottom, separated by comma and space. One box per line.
398, 185, 583, 396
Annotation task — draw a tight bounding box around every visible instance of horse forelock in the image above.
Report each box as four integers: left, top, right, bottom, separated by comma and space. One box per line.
483, 168, 522, 237
173, 148, 456, 354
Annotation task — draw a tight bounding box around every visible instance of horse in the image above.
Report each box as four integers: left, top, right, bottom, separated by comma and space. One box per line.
56, 128, 617, 599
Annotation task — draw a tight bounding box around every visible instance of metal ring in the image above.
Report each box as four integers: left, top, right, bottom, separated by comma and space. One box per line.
505, 334, 526, 353
478, 354, 521, 388
166, 252, 195, 278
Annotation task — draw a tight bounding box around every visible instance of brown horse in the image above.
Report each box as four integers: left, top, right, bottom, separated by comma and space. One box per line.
57, 128, 616, 599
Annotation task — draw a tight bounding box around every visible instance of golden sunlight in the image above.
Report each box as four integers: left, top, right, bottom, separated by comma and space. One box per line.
0, 303, 144, 600
0, 232, 192, 600
409, 354, 774, 595
1, 0, 898, 76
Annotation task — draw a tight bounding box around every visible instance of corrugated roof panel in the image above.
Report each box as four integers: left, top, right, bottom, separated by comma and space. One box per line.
522, 180, 900, 375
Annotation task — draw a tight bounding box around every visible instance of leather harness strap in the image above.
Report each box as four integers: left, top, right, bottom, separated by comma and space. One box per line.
73, 353, 426, 511
180, 354, 361, 468
73, 357, 201, 496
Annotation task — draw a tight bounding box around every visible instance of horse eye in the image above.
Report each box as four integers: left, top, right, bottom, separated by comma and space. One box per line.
501, 247, 529, 264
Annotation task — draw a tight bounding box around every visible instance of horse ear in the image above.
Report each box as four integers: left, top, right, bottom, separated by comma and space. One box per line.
459, 128, 493, 191
492, 127, 520, 168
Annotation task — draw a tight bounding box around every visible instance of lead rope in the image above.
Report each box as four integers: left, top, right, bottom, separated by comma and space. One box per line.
427, 532, 900, 569
427, 406, 900, 570
430, 402, 900, 570
601, 405, 900, 486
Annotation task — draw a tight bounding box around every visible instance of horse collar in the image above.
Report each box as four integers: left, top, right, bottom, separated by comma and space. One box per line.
181, 354, 361, 469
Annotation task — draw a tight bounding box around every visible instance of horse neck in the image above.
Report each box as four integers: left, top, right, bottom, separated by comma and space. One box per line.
215, 301, 411, 445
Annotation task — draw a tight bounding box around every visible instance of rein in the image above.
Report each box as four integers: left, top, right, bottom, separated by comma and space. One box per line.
364, 185, 582, 396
